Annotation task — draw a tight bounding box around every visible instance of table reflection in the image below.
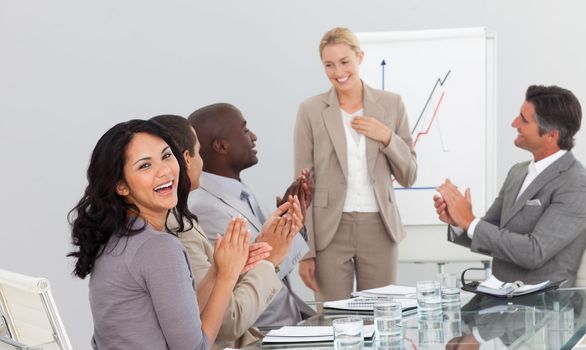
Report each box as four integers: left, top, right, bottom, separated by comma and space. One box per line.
249, 289, 586, 350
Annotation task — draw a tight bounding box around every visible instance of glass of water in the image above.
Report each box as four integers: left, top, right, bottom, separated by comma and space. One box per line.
333, 317, 364, 350
374, 301, 402, 348
416, 280, 442, 318
374, 302, 402, 339
436, 272, 461, 309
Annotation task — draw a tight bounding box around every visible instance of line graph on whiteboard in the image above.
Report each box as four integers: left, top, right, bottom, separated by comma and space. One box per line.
357, 30, 488, 224
380, 68, 455, 191
394, 69, 453, 191
411, 70, 450, 149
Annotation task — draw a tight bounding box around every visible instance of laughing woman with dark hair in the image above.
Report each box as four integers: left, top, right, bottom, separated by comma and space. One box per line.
68, 119, 250, 349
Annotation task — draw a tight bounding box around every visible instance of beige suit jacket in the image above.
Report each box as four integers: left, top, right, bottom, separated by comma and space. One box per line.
167, 214, 282, 348
294, 83, 417, 258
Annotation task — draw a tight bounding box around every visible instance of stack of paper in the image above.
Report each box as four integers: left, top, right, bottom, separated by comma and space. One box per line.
323, 297, 417, 312
476, 275, 550, 297
262, 325, 375, 344
351, 284, 416, 299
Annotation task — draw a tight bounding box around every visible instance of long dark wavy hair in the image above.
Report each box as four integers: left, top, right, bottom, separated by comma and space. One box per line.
67, 119, 197, 279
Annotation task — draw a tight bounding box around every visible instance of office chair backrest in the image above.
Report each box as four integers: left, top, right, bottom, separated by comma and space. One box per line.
0, 269, 72, 350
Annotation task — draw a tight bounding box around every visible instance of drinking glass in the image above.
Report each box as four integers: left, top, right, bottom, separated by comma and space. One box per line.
416, 280, 442, 318
374, 301, 402, 339
436, 272, 461, 308
333, 317, 364, 350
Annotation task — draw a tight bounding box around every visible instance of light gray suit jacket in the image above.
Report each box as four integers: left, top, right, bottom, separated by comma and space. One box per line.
294, 83, 417, 258
189, 173, 315, 327
450, 151, 586, 286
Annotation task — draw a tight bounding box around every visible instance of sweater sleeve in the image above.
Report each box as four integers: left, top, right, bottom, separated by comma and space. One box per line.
134, 235, 210, 350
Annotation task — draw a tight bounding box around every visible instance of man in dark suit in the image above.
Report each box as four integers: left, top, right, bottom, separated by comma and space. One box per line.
434, 85, 586, 286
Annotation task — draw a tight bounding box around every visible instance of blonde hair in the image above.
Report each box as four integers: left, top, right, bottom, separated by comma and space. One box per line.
319, 27, 362, 59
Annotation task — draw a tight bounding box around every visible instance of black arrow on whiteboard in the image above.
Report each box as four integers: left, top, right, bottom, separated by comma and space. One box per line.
380, 59, 387, 91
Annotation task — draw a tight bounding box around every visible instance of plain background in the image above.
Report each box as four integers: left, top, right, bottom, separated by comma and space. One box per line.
1, 1, 585, 347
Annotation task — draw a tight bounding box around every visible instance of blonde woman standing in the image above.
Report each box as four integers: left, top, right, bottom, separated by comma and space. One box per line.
295, 27, 417, 301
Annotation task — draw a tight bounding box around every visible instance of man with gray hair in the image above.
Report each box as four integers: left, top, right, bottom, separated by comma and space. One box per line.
434, 85, 586, 286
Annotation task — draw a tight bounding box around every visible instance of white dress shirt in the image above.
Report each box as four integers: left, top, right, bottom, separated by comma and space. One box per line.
340, 108, 379, 213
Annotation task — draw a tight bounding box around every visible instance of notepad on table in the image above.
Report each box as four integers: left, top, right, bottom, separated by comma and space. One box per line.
262, 324, 375, 344
323, 297, 417, 312
351, 284, 416, 298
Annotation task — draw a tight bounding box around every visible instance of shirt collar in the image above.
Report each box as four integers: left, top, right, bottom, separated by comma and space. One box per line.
340, 108, 363, 117
531, 149, 567, 176
202, 171, 247, 199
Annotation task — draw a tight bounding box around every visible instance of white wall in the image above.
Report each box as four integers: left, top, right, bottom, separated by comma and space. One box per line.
1, 1, 585, 347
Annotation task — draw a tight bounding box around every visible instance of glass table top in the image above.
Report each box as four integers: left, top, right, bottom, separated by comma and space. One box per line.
248, 288, 586, 350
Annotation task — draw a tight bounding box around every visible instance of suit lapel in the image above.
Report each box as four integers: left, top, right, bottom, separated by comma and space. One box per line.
503, 152, 575, 226
199, 174, 264, 232
500, 165, 527, 225
167, 210, 209, 242
363, 84, 384, 176
192, 221, 209, 241
322, 88, 348, 179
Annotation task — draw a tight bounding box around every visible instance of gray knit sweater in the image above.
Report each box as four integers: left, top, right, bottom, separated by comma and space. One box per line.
89, 223, 209, 350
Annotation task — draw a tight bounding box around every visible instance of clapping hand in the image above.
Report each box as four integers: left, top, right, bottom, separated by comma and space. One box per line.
284, 195, 304, 230
213, 216, 250, 280
277, 168, 313, 224
433, 192, 456, 225
297, 169, 313, 222
242, 242, 272, 273
256, 200, 301, 267
436, 179, 475, 230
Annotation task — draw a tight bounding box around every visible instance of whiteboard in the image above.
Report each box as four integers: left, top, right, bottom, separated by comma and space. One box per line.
357, 27, 497, 225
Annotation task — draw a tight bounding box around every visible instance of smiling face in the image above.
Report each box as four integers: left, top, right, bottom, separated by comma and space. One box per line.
321, 43, 363, 93
511, 100, 557, 160
116, 132, 180, 227
511, 101, 544, 150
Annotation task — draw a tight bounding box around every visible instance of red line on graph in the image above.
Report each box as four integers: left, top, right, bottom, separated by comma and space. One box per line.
413, 91, 445, 146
